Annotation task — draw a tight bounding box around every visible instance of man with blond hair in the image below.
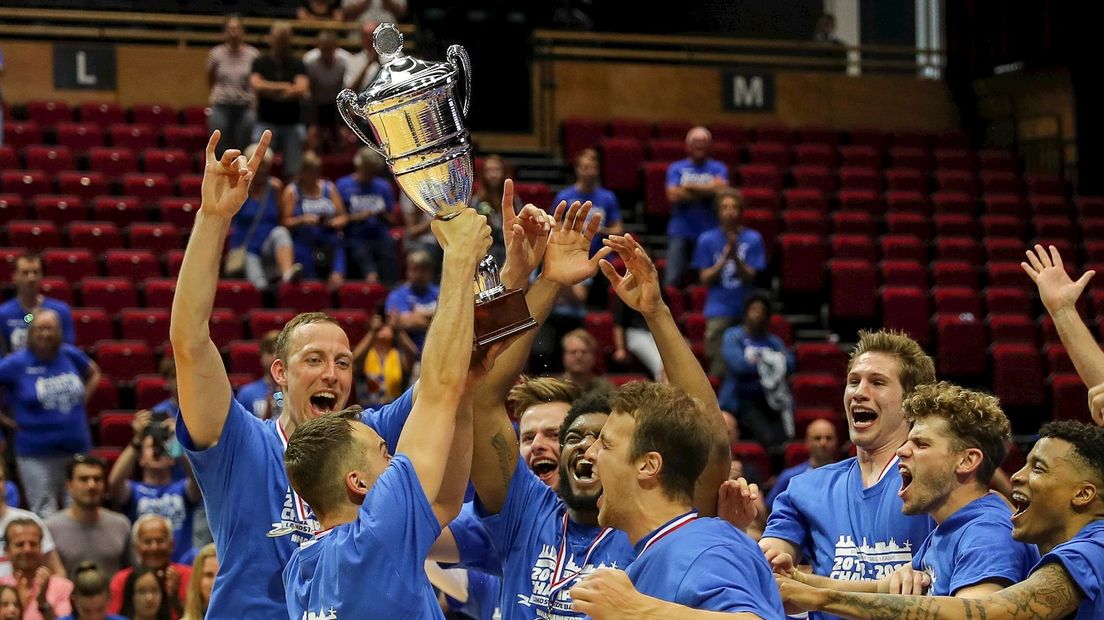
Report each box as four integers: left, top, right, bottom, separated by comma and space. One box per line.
786, 381, 1038, 600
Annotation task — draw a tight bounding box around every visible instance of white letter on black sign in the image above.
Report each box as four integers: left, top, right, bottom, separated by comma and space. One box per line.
732, 76, 764, 108
77, 51, 98, 85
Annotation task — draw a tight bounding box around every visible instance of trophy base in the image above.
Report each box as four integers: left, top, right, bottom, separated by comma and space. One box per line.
474, 287, 537, 349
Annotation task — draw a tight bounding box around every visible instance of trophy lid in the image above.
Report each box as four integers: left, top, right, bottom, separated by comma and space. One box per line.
363, 23, 458, 102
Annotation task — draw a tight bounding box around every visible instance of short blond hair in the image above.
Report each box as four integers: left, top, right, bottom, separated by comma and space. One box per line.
848, 330, 935, 396
508, 377, 580, 419
903, 382, 1010, 483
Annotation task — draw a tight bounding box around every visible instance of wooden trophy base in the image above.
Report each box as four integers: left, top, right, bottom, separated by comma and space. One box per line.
474, 287, 538, 348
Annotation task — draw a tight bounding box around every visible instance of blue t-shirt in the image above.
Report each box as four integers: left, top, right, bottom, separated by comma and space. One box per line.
450, 502, 503, 576
228, 183, 280, 255
235, 378, 275, 419
912, 493, 1039, 596
176, 386, 414, 620
1032, 519, 1104, 620
446, 570, 502, 620
385, 283, 440, 351
552, 185, 621, 255
476, 458, 636, 619
766, 461, 812, 510
5, 481, 19, 508
0, 297, 76, 353
627, 514, 784, 617
289, 181, 346, 277
336, 174, 394, 241
691, 227, 766, 319
763, 457, 935, 620
718, 326, 793, 414
665, 158, 728, 239
125, 479, 198, 564
0, 344, 92, 457
283, 454, 443, 620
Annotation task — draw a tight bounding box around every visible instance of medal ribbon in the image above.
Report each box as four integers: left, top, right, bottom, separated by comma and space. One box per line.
638, 511, 699, 557
277, 419, 314, 527
546, 513, 614, 605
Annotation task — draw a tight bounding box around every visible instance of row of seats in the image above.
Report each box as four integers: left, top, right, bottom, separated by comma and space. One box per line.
3, 121, 209, 152
8, 100, 206, 127
1, 169, 204, 202
1, 144, 203, 176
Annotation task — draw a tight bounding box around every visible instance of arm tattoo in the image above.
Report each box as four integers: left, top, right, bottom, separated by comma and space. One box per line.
816, 563, 1081, 620
490, 431, 514, 488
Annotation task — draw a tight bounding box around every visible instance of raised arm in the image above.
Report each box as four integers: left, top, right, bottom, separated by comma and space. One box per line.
395, 209, 488, 522
170, 130, 271, 448
599, 234, 730, 516
778, 562, 1082, 620
107, 410, 153, 506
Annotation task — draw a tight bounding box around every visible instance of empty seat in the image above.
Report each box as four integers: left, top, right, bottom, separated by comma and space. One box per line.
0, 195, 28, 224
982, 214, 1027, 240
935, 313, 988, 377
131, 103, 177, 126
879, 235, 927, 263
25, 100, 72, 125
247, 309, 296, 338
829, 259, 877, 321
831, 234, 878, 262
934, 148, 976, 171
885, 190, 930, 215
795, 342, 847, 378
337, 282, 389, 311
885, 212, 931, 241
216, 281, 263, 315
890, 147, 931, 172
783, 188, 828, 212
122, 173, 172, 203
1034, 215, 1075, 240
79, 102, 125, 126
1025, 174, 1066, 196
1029, 195, 1069, 217
978, 150, 1017, 173
740, 188, 781, 212
934, 171, 979, 195
983, 193, 1027, 217
325, 308, 370, 347
984, 237, 1024, 262
24, 145, 74, 176
848, 129, 889, 150
884, 168, 927, 193
880, 260, 928, 289
142, 278, 177, 308
92, 196, 146, 227
980, 171, 1021, 195
992, 343, 1046, 408
162, 125, 208, 151
134, 375, 170, 409
791, 165, 835, 193
608, 119, 652, 141
783, 210, 829, 236
32, 195, 88, 225
737, 164, 782, 191
798, 126, 840, 146
793, 143, 837, 167
277, 281, 331, 314
5, 221, 60, 251
881, 286, 931, 347
599, 138, 645, 192
1046, 345, 1076, 375
72, 307, 115, 349
732, 441, 772, 480
126, 222, 181, 253
831, 211, 876, 237
56, 171, 108, 202
838, 167, 882, 192
119, 308, 171, 349
110, 123, 157, 150
793, 373, 840, 409
227, 340, 263, 376
892, 131, 932, 150
770, 314, 795, 347
157, 198, 200, 229
742, 210, 780, 255
987, 261, 1031, 290
642, 162, 671, 216
647, 140, 685, 162
1075, 196, 1104, 219
0, 146, 17, 170
42, 248, 97, 281
985, 287, 1032, 315
1, 170, 50, 201
747, 143, 791, 168
932, 191, 976, 216
4, 121, 43, 149
755, 125, 793, 145
67, 220, 122, 254
934, 214, 978, 238
989, 314, 1038, 345
1051, 373, 1090, 422
143, 148, 192, 176
207, 308, 243, 349
933, 286, 982, 315
180, 106, 210, 126
80, 277, 138, 314
838, 145, 881, 168
936, 237, 982, 264
683, 312, 706, 341
94, 340, 155, 382
838, 189, 884, 216
779, 234, 827, 293
55, 122, 104, 150
105, 249, 160, 280
98, 411, 136, 448
88, 147, 140, 178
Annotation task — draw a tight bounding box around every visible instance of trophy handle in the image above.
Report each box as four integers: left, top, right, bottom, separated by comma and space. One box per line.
447, 45, 471, 118
337, 89, 387, 158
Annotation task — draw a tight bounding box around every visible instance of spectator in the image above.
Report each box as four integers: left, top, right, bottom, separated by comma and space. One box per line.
0, 519, 72, 620
106, 411, 200, 564
0, 584, 21, 619
352, 313, 416, 408
108, 516, 189, 619
560, 329, 614, 397
0, 461, 65, 580
766, 418, 840, 510
341, 0, 406, 25
343, 20, 381, 94
206, 15, 259, 155
692, 188, 766, 376
297, 0, 342, 20
44, 456, 131, 578
399, 192, 442, 279
384, 250, 439, 354
117, 568, 169, 620
224, 142, 299, 289
250, 21, 309, 177
233, 331, 280, 419
302, 30, 350, 154
147, 359, 179, 421
719, 293, 794, 452
553, 148, 623, 255
279, 151, 349, 289
813, 12, 844, 44
335, 148, 400, 285
59, 561, 124, 620
0, 254, 75, 355
0, 309, 99, 517
664, 126, 728, 287
471, 156, 517, 268
180, 545, 214, 620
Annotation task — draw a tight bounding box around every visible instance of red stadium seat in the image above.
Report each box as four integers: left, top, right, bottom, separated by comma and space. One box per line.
933, 286, 982, 315
687, 286, 708, 313
513, 182, 553, 211
992, 343, 1046, 408
1025, 174, 1066, 197
208, 308, 243, 349
936, 131, 969, 149
936, 237, 982, 264
831, 234, 878, 262
325, 309, 370, 347
42, 248, 97, 281
248, 309, 296, 339
683, 313, 706, 342
880, 260, 928, 289
756, 125, 793, 145
98, 411, 136, 448
57, 172, 108, 203
770, 314, 795, 347
831, 211, 876, 237
608, 119, 652, 141
935, 313, 987, 378
989, 314, 1038, 346
278, 281, 331, 314
131, 103, 176, 126
934, 171, 979, 196
94, 340, 155, 383
228, 340, 263, 376
879, 235, 927, 262
157, 198, 200, 229
783, 188, 829, 213
793, 408, 841, 439
884, 168, 927, 193
55, 122, 104, 150
838, 189, 884, 216
1034, 215, 1075, 240
793, 373, 840, 409
24, 145, 75, 176
987, 261, 1032, 291
134, 375, 170, 410
5, 221, 60, 251
982, 215, 1027, 240
779, 234, 827, 293
985, 287, 1031, 315
654, 120, 693, 140
793, 143, 837, 167
892, 131, 932, 150
122, 174, 171, 203
978, 150, 1017, 173
932, 191, 976, 216
127, 222, 182, 253
80, 277, 138, 314
119, 308, 171, 349
983, 193, 1027, 217
1046, 343, 1075, 374
642, 162, 672, 216
162, 125, 208, 152
980, 172, 1021, 195
798, 126, 840, 146
881, 286, 931, 347
79, 102, 125, 126
737, 164, 782, 191
838, 145, 881, 168
829, 259, 877, 321
934, 148, 976, 171
181, 106, 210, 126
215, 281, 263, 315
791, 165, 836, 193
0, 248, 25, 282
838, 167, 882, 192
741, 188, 780, 212
890, 147, 931, 172
849, 129, 889, 150
72, 307, 115, 349
33, 195, 88, 225
885, 190, 930, 216
783, 210, 829, 236
142, 278, 177, 308
710, 124, 751, 146
0, 146, 17, 171
732, 441, 772, 479
38, 277, 71, 304
143, 148, 192, 176
109, 124, 157, 150
25, 100, 71, 125
1076, 196, 1104, 219
1051, 374, 1090, 423
647, 140, 685, 163
599, 138, 645, 192
67, 220, 122, 254
0, 195, 28, 225
4, 122, 43, 150
784, 442, 811, 468
337, 281, 389, 311
86, 377, 118, 418
885, 212, 931, 241
88, 147, 139, 178
561, 118, 607, 161
796, 342, 847, 378
585, 312, 616, 356
931, 260, 978, 289
747, 142, 791, 168
1, 170, 50, 201
105, 249, 160, 280
934, 214, 978, 238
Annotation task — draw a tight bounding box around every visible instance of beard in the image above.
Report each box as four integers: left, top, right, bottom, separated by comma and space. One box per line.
558, 463, 600, 513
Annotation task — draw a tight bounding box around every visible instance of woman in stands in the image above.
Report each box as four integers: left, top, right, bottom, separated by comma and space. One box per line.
206, 15, 259, 154
0, 585, 22, 620
181, 545, 216, 620
59, 562, 125, 620
471, 154, 519, 269
351, 311, 417, 407
280, 150, 349, 290
119, 568, 170, 620
226, 142, 299, 288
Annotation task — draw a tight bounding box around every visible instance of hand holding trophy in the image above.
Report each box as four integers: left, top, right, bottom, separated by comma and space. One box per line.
337, 23, 537, 348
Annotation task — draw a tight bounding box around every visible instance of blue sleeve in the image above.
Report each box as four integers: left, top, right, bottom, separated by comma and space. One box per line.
745, 231, 767, 272
446, 502, 503, 576
552, 189, 569, 212
1039, 536, 1104, 605
335, 177, 353, 205
691, 232, 715, 270
947, 523, 1040, 594
713, 161, 730, 183
62, 344, 92, 376
59, 307, 76, 346
721, 329, 753, 374
355, 454, 441, 566
773, 336, 795, 374
604, 190, 621, 223
766, 468, 798, 510
385, 289, 410, 313
176, 400, 265, 519
5, 481, 19, 508
0, 355, 16, 386
679, 545, 782, 616
476, 458, 559, 555
331, 244, 347, 276
358, 385, 414, 454
666, 162, 682, 187
762, 483, 812, 556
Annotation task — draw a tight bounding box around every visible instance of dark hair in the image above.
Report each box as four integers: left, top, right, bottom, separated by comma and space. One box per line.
120, 566, 172, 620
742, 291, 772, 319
66, 454, 107, 481
72, 561, 110, 597
609, 382, 713, 503
1038, 421, 1104, 482
284, 406, 365, 516
0, 585, 22, 615
713, 187, 743, 213
559, 391, 611, 445
2, 517, 42, 547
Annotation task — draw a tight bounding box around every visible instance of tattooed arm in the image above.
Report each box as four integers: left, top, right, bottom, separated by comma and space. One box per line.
778, 563, 1083, 620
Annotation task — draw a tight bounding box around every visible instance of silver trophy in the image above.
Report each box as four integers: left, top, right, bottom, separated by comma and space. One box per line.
337, 23, 535, 348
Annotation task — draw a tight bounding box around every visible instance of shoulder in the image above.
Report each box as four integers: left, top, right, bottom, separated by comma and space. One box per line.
790, 458, 854, 486
667, 159, 690, 172
102, 509, 134, 529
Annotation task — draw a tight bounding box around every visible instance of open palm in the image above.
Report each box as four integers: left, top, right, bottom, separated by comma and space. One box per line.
500, 178, 551, 289
201, 129, 272, 218
599, 234, 663, 316
542, 200, 611, 286
1022, 244, 1095, 314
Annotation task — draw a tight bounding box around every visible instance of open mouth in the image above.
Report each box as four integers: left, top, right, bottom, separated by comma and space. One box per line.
1011, 491, 1031, 521
531, 457, 558, 483
898, 465, 913, 498
309, 392, 337, 414
572, 458, 598, 486
850, 406, 877, 429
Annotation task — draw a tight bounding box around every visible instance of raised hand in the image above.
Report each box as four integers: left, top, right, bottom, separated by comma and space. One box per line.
598, 234, 664, 317
1022, 244, 1095, 315
200, 129, 272, 219
500, 179, 552, 289
763, 547, 796, 576
542, 200, 611, 286
432, 209, 493, 268
131, 409, 153, 439
717, 478, 760, 531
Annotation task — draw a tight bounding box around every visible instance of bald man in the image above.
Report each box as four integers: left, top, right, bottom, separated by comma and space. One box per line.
663, 126, 729, 287
767, 419, 840, 510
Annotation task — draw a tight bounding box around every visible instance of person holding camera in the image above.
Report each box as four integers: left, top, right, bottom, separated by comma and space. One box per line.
106, 412, 200, 565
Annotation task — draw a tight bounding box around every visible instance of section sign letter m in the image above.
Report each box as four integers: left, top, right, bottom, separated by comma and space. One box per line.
723, 71, 775, 112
